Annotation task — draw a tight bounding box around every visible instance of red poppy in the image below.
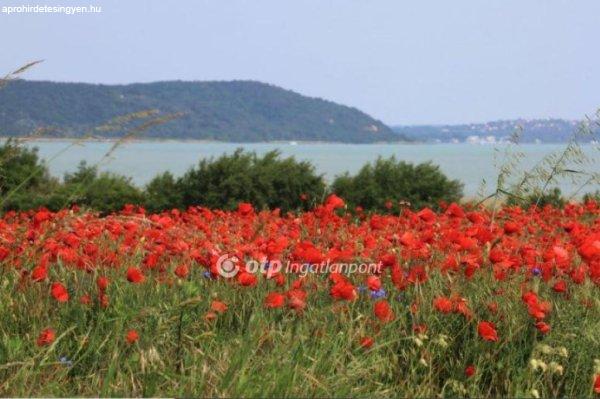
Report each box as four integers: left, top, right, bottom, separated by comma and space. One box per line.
237, 272, 257, 287
324, 194, 345, 211
31, 265, 47, 282
373, 300, 394, 323
360, 336, 374, 349
477, 321, 499, 342
264, 292, 286, 308
413, 324, 428, 334
594, 374, 600, 394
51, 282, 69, 303
552, 280, 567, 293
210, 300, 228, 313
80, 294, 91, 305
237, 202, 254, 216
37, 328, 55, 347
125, 329, 139, 344
174, 264, 189, 279
330, 281, 357, 301
465, 365, 476, 378
433, 296, 453, 314
96, 276, 109, 291
287, 289, 307, 311
366, 275, 382, 291
535, 321, 551, 334
126, 267, 145, 284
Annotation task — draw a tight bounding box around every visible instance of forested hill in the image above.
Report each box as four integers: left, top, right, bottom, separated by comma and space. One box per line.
0, 80, 404, 143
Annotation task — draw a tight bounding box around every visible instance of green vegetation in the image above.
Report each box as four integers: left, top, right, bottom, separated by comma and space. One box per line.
1, 140, 468, 214
177, 150, 326, 211
0, 138, 61, 211
1, 258, 598, 397
507, 187, 566, 209
0, 80, 405, 143
332, 156, 464, 212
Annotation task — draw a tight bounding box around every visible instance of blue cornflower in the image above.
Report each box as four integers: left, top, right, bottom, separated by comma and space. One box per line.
370, 288, 387, 300
532, 267, 541, 277
59, 356, 73, 367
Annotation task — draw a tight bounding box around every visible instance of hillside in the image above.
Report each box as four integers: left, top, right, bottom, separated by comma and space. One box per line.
0, 80, 404, 143
393, 119, 599, 143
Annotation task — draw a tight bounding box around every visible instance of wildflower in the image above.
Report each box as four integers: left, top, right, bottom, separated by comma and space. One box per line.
330, 281, 357, 301
51, 282, 69, 303
557, 347, 569, 358
204, 311, 217, 322
287, 289, 307, 311
126, 267, 145, 283
373, 300, 394, 323
477, 321, 499, 342
237, 202, 254, 215
366, 275, 381, 291
370, 288, 387, 300
58, 356, 73, 367
210, 300, 228, 313
80, 294, 91, 305
537, 344, 552, 355
535, 321, 551, 334
264, 292, 286, 308
552, 280, 567, 293
174, 264, 189, 279
435, 334, 449, 348
433, 296, 453, 314
324, 194, 345, 211
548, 361, 563, 375
31, 265, 48, 282
465, 365, 476, 378
594, 374, 600, 394
96, 276, 109, 291
237, 272, 257, 287
552, 280, 567, 294
529, 358, 539, 370
37, 328, 55, 347
125, 329, 139, 344
360, 336, 374, 349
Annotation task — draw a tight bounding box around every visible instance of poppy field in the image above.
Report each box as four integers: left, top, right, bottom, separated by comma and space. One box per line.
0, 196, 599, 397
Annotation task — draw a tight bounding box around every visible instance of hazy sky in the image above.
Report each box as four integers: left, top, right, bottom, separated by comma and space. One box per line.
1, 0, 599, 125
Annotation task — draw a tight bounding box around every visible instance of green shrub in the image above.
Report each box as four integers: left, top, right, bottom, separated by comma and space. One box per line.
331, 156, 463, 212
177, 149, 326, 211
60, 161, 144, 214
0, 139, 61, 211
582, 190, 599, 204
507, 187, 566, 209
143, 171, 183, 213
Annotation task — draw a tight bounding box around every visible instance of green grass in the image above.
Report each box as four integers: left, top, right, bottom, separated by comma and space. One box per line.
1, 266, 598, 397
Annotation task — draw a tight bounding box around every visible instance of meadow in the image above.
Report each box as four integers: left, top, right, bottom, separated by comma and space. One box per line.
0, 195, 599, 397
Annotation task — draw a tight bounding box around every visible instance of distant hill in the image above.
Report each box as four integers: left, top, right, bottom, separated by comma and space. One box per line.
0, 80, 405, 143
393, 119, 599, 143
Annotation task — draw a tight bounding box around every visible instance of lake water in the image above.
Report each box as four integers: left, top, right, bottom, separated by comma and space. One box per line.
19, 140, 600, 197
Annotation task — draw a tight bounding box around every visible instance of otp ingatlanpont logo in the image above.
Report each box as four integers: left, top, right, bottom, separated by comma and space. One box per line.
216, 254, 239, 278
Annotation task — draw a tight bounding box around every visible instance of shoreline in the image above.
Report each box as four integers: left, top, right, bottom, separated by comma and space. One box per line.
1, 136, 419, 145
1, 136, 589, 145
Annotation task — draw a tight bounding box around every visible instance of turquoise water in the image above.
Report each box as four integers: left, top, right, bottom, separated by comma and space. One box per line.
20, 140, 600, 196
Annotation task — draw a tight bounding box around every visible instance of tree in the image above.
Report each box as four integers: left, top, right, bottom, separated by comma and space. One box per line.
331, 156, 463, 212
